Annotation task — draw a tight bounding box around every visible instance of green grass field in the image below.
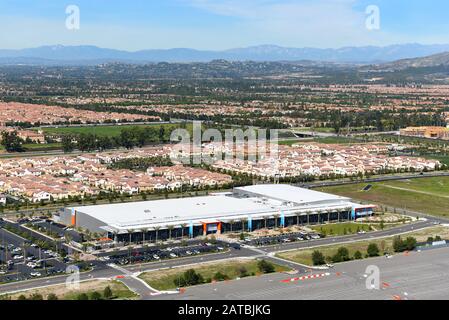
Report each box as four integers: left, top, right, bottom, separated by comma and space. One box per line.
1, 280, 137, 300
139, 260, 290, 291
312, 136, 361, 144
311, 222, 374, 236
278, 136, 360, 146
40, 123, 189, 137
317, 177, 449, 217
23, 143, 62, 151
293, 127, 336, 133
276, 226, 449, 266
278, 139, 307, 146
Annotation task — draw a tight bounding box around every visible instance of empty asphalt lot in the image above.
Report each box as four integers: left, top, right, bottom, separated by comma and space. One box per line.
153, 246, 449, 300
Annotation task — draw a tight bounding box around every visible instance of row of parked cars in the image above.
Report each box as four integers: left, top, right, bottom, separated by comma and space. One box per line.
244, 231, 322, 246
0, 239, 65, 282
103, 242, 225, 265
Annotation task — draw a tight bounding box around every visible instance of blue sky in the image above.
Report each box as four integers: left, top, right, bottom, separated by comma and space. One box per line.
0, 0, 448, 50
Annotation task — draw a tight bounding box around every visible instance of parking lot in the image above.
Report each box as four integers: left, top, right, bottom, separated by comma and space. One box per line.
0, 219, 71, 283
19, 217, 83, 243
97, 240, 230, 266
244, 230, 322, 246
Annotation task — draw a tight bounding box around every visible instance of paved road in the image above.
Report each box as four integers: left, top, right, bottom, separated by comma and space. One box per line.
152, 246, 449, 300
258, 219, 436, 254
0, 218, 441, 297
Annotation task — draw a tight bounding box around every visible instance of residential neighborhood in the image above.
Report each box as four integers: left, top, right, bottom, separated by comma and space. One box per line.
0, 146, 232, 203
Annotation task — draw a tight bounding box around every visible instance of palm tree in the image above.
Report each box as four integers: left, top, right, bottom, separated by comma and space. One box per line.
326, 209, 332, 223
111, 231, 118, 243
240, 218, 248, 232
319, 210, 327, 224
306, 210, 312, 225
154, 226, 160, 243
127, 229, 134, 244
180, 223, 187, 239
141, 228, 148, 244
229, 220, 235, 233
273, 214, 280, 229
346, 206, 353, 221
167, 225, 174, 240
64, 234, 73, 244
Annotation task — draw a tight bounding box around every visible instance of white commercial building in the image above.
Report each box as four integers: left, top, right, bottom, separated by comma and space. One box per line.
59, 184, 375, 242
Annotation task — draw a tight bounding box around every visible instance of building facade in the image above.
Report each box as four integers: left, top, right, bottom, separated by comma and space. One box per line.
58, 184, 375, 243
400, 126, 449, 140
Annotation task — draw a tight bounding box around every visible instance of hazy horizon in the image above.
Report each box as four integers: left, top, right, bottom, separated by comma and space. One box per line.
1, 0, 449, 51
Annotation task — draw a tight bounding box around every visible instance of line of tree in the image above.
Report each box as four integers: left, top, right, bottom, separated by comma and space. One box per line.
392, 236, 417, 252
1, 131, 25, 152
108, 156, 173, 170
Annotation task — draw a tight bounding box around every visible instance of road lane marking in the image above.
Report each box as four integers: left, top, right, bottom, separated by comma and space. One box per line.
281, 272, 330, 283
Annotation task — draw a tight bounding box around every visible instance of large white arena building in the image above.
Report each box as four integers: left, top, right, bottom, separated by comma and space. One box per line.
58, 184, 375, 243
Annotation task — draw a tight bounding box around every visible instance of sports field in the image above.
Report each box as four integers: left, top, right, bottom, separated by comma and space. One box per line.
318, 177, 449, 218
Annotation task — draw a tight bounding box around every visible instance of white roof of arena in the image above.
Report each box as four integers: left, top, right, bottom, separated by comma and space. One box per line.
234, 184, 350, 205
70, 184, 354, 232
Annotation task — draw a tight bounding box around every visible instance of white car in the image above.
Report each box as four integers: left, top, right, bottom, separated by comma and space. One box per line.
30, 272, 41, 277
27, 262, 39, 269
153, 254, 160, 260
185, 251, 192, 255
169, 253, 177, 258
13, 255, 23, 260
357, 230, 366, 234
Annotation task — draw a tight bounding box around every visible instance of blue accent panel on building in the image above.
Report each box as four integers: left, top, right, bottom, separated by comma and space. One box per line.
248, 215, 252, 231
280, 212, 285, 227
189, 221, 193, 237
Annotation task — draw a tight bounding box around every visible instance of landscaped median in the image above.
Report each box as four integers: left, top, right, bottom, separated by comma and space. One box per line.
138, 259, 291, 291
275, 226, 449, 266
0, 279, 138, 300
309, 220, 404, 237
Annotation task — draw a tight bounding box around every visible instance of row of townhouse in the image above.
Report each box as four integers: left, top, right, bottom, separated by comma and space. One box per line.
148, 165, 233, 187
211, 143, 441, 179
0, 145, 232, 201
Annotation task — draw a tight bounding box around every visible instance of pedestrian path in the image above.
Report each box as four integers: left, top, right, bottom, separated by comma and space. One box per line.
107, 263, 161, 299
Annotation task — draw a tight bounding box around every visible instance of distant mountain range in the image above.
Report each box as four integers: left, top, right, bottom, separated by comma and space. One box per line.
1, 43, 449, 65
372, 51, 449, 70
